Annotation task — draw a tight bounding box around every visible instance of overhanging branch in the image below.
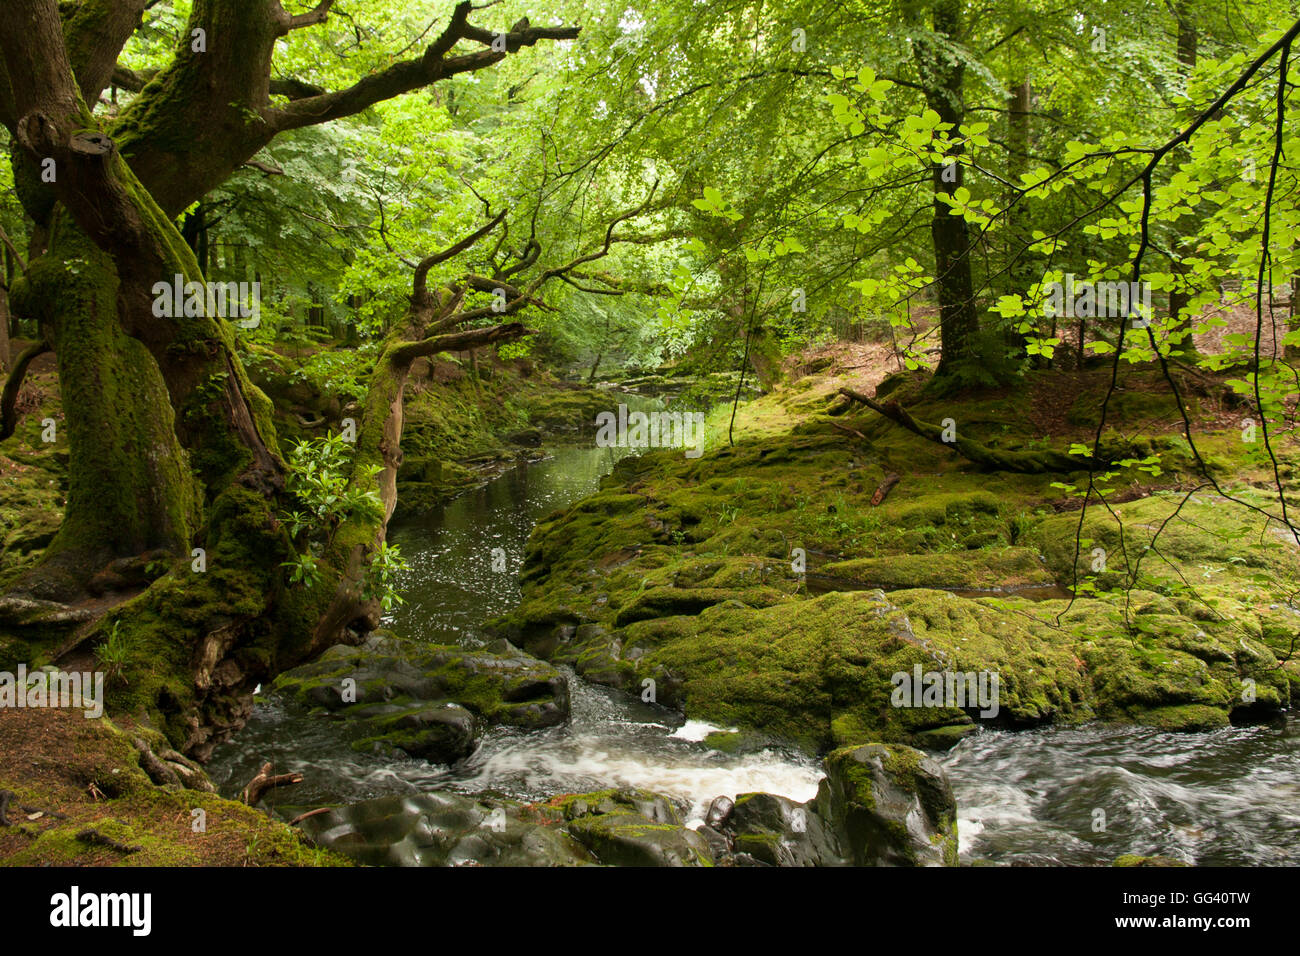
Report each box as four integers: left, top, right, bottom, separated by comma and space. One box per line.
269, 1, 579, 133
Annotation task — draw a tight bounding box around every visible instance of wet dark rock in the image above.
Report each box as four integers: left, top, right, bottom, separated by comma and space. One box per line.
296, 744, 961, 868
815, 743, 959, 866
300, 787, 714, 867
705, 794, 733, 828
298, 793, 593, 867
270, 631, 569, 764
724, 791, 845, 867
352, 701, 479, 763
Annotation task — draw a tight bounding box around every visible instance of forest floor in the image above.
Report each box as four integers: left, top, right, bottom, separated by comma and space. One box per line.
0, 708, 349, 865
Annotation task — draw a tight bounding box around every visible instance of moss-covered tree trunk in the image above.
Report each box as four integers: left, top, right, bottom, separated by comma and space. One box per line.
11, 225, 200, 598
0, 0, 578, 759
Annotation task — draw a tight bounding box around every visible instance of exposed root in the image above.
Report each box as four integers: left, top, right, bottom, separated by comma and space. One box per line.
241, 762, 304, 806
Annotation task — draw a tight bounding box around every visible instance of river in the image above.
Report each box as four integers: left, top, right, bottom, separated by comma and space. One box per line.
208, 438, 1300, 866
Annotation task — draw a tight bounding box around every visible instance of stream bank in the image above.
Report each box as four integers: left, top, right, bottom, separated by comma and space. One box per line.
210, 384, 1299, 864
5, 357, 1298, 866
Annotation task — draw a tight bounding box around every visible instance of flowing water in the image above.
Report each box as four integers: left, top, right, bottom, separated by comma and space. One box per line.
209, 420, 1300, 865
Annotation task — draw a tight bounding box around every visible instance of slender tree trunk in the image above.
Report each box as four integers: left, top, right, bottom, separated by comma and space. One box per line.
915, 0, 980, 378
0, 280, 10, 371
1006, 77, 1038, 364
1169, 3, 1199, 358
1288, 265, 1300, 362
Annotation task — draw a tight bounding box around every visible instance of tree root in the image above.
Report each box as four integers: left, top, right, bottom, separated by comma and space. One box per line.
131, 737, 214, 792
241, 762, 304, 806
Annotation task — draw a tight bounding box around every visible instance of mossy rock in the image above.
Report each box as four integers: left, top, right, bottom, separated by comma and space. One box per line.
270, 632, 569, 754
557, 789, 714, 867
349, 700, 479, 763
628, 588, 1090, 750
816, 743, 959, 866
723, 791, 845, 866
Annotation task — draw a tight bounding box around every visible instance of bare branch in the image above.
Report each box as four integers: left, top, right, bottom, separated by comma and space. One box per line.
241, 159, 284, 177
837, 387, 1102, 473
1, 342, 51, 441
411, 209, 507, 309
0, 224, 28, 275
527, 179, 660, 293
268, 1, 579, 133
272, 0, 335, 35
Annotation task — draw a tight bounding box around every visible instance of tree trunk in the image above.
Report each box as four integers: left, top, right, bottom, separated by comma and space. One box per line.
915, 0, 980, 378
9, 226, 201, 600
1169, 3, 1199, 358
0, 278, 10, 371
1005, 77, 1036, 363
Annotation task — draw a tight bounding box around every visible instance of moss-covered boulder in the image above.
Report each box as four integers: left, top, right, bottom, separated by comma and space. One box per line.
348, 701, 479, 763
269, 631, 568, 762
721, 791, 846, 866
816, 743, 959, 866
490, 372, 1297, 748
819, 546, 1057, 592
553, 789, 714, 867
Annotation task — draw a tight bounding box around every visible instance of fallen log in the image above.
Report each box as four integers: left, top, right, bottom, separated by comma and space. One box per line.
871, 472, 901, 506
837, 388, 1102, 474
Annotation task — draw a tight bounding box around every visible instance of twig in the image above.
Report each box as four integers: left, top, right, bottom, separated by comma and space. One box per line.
76, 828, 141, 854
241, 762, 304, 805
288, 807, 332, 826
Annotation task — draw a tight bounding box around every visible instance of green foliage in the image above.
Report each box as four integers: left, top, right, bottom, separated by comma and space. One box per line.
283, 433, 384, 535
362, 541, 407, 613
279, 433, 406, 609
95, 621, 132, 686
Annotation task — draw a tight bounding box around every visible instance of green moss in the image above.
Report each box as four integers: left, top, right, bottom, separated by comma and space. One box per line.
0, 712, 349, 867
822, 547, 1055, 591
495, 364, 1298, 752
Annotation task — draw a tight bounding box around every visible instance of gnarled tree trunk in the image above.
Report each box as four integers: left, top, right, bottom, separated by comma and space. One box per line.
0, 0, 580, 759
